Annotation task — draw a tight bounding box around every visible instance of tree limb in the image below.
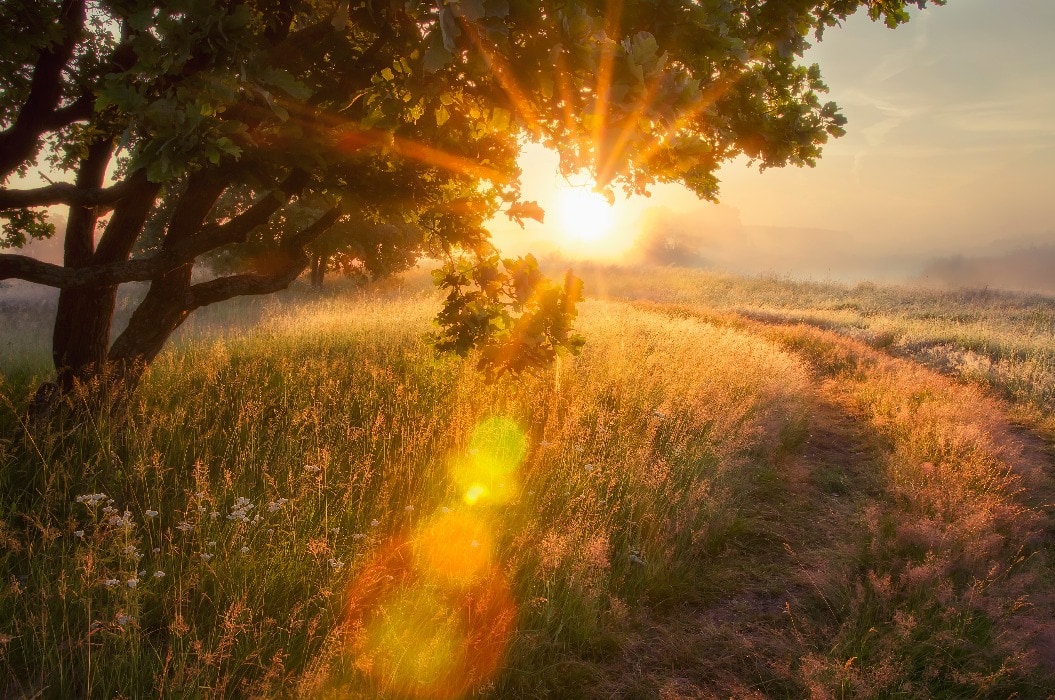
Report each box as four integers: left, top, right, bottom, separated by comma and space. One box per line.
0, 0, 87, 180
0, 179, 140, 212
0, 170, 313, 288
185, 205, 342, 309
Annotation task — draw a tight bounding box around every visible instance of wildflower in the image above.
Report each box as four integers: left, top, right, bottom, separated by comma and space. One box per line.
251, 514, 260, 523
197, 505, 206, 513
73, 530, 85, 538
575, 446, 584, 454
207, 541, 216, 548
138, 570, 146, 577
304, 464, 322, 474
176, 521, 194, 532
195, 491, 206, 499
152, 548, 161, 554
539, 440, 551, 448
210, 511, 220, 520
584, 464, 595, 473
228, 498, 256, 523
109, 511, 133, 528
76, 493, 108, 507
118, 614, 133, 627
240, 546, 250, 554
441, 507, 451, 514
266, 498, 288, 514
153, 570, 165, 579
266, 529, 274, 536
369, 519, 379, 527
126, 579, 138, 589
404, 505, 414, 512
328, 558, 344, 571
629, 551, 647, 567
102, 579, 120, 588
102, 505, 118, 517
330, 527, 340, 535
652, 409, 666, 420
145, 510, 159, 518
200, 553, 213, 562
470, 540, 480, 548
122, 545, 138, 556
351, 533, 365, 540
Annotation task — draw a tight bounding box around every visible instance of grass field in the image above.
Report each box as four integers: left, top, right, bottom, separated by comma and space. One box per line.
2, 267, 1054, 698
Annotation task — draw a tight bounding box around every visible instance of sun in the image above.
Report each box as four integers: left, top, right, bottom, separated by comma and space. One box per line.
555, 187, 614, 243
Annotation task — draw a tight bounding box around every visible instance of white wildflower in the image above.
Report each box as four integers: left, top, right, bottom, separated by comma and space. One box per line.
404, 505, 414, 512
152, 547, 161, 554
207, 541, 216, 548
351, 533, 365, 540
470, 540, 480, 548
117, 614, 133, 627
304, 464, 321, 474
330, 527, 340, 535
369, 519, 380, 527
210, 511, 219, 520
73, 530, 85, 538
327, 558, 344, 571
153, 570, 165, 578
200, 553, 213, 562
584, 464, 595, 473
240, 546, 250, 554
76, 493, 108, 507
145, 510, 159, 518
266, 498, 288, 514
126, 578, 138, 589
176, 521, 194, 532
441, 507, 451, 514
138, 570, 146, 577
102, 578, 120, 588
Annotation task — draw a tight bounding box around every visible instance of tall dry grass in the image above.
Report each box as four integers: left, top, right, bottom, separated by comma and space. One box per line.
0, 290, 808, 697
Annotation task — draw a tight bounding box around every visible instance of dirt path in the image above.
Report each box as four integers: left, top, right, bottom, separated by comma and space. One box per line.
588, 384, 886, 698
585, 309, 1055, 698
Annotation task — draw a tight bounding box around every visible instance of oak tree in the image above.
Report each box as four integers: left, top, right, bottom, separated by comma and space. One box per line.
0, 0, 942, 403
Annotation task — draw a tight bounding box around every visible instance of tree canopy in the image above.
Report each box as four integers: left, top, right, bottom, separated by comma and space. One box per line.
0, 0, 943, 395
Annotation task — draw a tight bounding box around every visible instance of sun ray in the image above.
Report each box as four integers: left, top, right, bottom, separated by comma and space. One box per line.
595, 74, 663, 185
459, 19, 544, 138
634, 74, 741, 170
334, 128, 509, 183
591, 0, 624, 180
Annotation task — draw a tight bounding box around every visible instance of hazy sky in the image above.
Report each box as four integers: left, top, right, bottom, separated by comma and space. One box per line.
494, 0, 1055, 277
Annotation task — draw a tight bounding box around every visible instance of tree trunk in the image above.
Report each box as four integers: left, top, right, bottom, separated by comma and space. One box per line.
51, 138, 116, 393
310, 253, 326, 288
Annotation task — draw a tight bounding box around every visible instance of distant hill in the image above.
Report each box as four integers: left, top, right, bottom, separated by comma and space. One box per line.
917, 246, 1055, 296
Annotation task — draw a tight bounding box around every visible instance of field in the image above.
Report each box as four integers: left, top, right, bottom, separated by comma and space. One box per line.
2, 266, 1055, 698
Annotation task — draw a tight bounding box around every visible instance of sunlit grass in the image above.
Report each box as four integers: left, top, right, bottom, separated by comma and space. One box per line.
0, 287, 809, 696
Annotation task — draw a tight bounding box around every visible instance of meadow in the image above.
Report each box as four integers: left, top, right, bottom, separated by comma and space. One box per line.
1, 267, 1054, 698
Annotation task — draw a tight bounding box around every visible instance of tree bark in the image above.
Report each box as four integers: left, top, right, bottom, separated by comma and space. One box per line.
310, 254, 326, 288
52, 138, 114, 392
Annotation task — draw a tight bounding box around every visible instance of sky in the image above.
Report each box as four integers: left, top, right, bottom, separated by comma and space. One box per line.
492, 0, 1055, 281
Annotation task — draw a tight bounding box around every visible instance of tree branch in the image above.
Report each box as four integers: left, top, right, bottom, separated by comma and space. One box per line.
0, 179, 140, 211
185, 205, 342, 309
0, 170, 313, 288
0, 0, 87, 180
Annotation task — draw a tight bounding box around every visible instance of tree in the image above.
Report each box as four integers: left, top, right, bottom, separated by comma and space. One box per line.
0, 0, 942, 404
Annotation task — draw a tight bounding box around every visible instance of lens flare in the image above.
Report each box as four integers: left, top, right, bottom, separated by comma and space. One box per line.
343, 534, 515, 699
413, 510, 493, 586
450, 416, 527, 506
